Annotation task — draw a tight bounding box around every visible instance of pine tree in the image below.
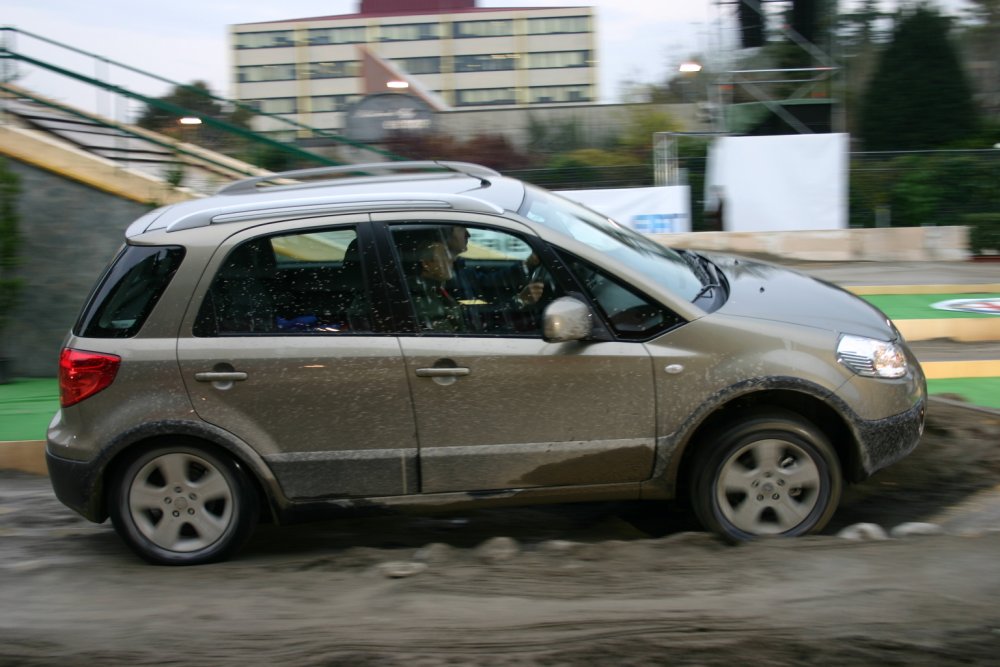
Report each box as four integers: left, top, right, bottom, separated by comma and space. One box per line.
859, 6, 978, 150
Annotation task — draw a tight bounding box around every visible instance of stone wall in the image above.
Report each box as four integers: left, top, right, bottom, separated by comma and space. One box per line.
3, 159, 152, 376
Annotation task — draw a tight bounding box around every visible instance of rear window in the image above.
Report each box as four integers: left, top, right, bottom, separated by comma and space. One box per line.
75, 245, 185, 338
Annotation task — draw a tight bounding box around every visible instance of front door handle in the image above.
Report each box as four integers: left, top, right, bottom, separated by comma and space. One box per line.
195, 371, 248, 382
415, 367, 470, 378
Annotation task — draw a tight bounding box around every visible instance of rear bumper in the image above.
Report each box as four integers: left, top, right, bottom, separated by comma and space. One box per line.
46, 449, 106, 523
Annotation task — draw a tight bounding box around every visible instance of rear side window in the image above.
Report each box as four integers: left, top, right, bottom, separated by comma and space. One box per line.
75, 245, 185, 338
194, 227, 376, 336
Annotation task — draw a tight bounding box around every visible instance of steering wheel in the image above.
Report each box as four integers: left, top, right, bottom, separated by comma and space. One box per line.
527, 263, 558, 306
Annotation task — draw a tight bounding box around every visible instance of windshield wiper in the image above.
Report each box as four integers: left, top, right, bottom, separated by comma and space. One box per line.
679, 249, 711, 284
692, 282, 721, 302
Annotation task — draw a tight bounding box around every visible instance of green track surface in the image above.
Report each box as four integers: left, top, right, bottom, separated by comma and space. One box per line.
926, 378, 1000, 410
0, 378, 59, 441
2, 376, 998, 444
862, 293, 1000, 320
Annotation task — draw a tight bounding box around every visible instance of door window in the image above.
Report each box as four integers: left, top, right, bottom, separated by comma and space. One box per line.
562, 254, 682, 340
194, 227, 375, 336
388, 223, 557, 336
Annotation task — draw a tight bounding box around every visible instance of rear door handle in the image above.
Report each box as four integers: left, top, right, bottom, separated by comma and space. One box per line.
415, 367, 470, 378
195, 371, 248, 382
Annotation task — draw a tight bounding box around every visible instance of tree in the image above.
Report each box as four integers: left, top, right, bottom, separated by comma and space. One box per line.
135, 80, 254, 151
859, 6, 979, 150
615, 106, 681, 162
136, 81, 230, 130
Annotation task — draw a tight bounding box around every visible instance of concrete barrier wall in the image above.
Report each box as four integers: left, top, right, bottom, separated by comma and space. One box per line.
2, 159, 155, 377
651, 226, 970, 262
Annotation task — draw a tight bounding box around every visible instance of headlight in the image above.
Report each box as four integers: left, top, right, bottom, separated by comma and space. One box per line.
837, 334, 907, 379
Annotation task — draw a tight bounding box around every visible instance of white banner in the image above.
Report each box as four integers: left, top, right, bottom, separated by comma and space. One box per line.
706, 133, 849, 232
555, 186, 692, 234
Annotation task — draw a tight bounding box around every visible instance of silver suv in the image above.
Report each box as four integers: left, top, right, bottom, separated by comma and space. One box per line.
46, 162, 926, 565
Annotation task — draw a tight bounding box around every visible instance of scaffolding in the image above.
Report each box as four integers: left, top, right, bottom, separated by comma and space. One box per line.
710, 0, 843, 136
657, 1, 842, 187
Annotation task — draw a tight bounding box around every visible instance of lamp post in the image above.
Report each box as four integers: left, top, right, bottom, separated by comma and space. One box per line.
678, 61, 704, 105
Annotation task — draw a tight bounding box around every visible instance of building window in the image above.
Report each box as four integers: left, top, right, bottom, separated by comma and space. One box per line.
379, 23, 441, 42
311, 95, 359, 113
234, 31, 296, 49
238, 64, 297, 83
248, 98, 298, 115
529, 85, 593, 104
525, 50, 591, 70
394, 56, 442, 75
307, 26, 367, 45
454, 54, 517, 73
455, 88, 516, 107
309, 61, 360, 79
453, 19, 514, 38
525, 15, 591, 35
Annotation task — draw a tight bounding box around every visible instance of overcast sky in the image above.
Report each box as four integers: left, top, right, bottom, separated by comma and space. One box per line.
2, 0, 970, 114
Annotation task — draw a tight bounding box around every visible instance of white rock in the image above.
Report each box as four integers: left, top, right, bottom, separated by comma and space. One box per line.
413, 542, 453, 564
889, 522, 944, 538
837, 523, 889, 540
540, 539, 580, 554
476, 536, 520, 563
377, 561, 428, 578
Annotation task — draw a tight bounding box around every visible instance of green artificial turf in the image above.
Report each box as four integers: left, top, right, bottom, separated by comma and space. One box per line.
926, 377, 1000, 410
862, 293, 1000, 320
0, 378, 59, 441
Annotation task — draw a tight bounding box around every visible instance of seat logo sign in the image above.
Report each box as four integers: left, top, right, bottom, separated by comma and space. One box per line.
931, 297, 1000, 315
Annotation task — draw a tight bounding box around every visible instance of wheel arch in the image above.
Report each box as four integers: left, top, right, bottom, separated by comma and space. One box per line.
657, 380, 863, 504
95, 421, 285, 524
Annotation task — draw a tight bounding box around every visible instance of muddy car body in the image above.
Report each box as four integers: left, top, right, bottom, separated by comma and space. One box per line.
46, 161, 926, 564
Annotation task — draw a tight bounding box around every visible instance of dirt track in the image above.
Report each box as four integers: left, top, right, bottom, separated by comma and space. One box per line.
2, 398, 999, 666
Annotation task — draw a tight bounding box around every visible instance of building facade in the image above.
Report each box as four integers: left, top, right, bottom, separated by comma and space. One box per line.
230, 0, 597, 139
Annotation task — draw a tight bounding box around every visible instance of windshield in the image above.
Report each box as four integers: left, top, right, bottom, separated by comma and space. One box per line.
519, 185, 704, 301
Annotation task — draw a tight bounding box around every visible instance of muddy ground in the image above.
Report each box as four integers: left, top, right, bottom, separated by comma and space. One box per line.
2, 398, 1000, 666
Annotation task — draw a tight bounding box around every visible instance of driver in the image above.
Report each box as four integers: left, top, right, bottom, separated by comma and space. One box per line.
445, 225, 545, 307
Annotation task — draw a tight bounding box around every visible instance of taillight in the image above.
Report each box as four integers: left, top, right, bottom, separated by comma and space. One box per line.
59, 348, 121, 408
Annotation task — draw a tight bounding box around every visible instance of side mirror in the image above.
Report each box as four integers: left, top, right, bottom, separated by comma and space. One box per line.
543, 296, 593, 342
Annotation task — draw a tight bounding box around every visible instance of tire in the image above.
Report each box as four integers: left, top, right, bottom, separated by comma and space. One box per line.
109, 443, 259, 565
691, 411, 842, 541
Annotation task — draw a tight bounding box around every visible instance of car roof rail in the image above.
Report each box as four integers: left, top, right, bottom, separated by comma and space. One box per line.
216, 161, 501, 196
156, 193, 506, 233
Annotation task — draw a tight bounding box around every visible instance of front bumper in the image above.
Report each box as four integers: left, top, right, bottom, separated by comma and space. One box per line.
851, 396, 926, 479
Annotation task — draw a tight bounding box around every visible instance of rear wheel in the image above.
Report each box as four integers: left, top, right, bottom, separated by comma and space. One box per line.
109, 443, 258, 565
691, 411, 842, 541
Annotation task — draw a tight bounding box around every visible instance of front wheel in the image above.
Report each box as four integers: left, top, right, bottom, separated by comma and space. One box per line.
109, 443, 259, 565
691, 411, 842, 541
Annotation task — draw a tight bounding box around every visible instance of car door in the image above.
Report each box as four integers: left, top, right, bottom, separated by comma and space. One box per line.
375, 213, 658, 494
177, 216, 419, 501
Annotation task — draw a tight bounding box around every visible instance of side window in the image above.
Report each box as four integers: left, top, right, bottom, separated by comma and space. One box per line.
194, 227, 375, 336
563, 254, 681, 340
75, 245, 185, 338
389, 223, 558, 336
